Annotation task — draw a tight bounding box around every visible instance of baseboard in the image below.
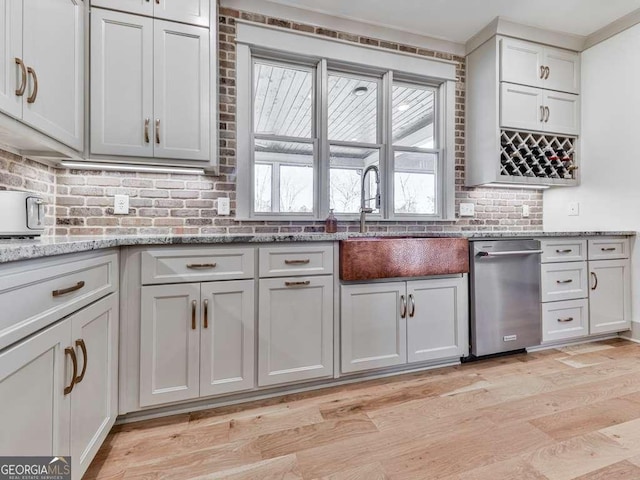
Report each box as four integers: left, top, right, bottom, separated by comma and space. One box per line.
526, 334, 621, 352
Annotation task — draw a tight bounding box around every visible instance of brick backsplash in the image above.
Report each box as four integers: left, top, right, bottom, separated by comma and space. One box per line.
0, 7, 543, 236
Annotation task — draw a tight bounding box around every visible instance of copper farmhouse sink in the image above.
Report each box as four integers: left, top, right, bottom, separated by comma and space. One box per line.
339, 237, 469, 281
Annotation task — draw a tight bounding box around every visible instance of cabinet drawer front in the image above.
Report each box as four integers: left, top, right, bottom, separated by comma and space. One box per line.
0, 251, 118, 351
541, 261, 588, 302
588, 238, 630, 260
259, 244, 333, 278
542, 299, 589, 342
540, 239, 586, 263
141, 247, 255, 285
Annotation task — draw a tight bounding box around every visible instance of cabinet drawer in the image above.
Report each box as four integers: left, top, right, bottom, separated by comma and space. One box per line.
540, 239, 586, 263
259, 244, 333, 278
542, 299, 589, 342
541, 261, 588, 302
141, 247, 255, 285
0, 251, 118, 351
588, 237, 630, 260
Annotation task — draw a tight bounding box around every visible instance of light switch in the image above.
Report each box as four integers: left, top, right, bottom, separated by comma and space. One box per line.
459, 203, 475, 217
217, 197, 230, 216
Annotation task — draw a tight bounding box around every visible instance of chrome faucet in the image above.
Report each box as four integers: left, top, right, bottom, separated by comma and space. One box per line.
360, 165, 381, 233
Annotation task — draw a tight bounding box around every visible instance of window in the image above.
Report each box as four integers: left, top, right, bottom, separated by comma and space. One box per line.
236, 24, 456, 220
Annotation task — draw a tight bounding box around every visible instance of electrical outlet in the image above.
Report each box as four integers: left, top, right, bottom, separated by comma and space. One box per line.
568, 202, 580, 216
459, 203, 475, 217
113, 195, 129, 215
522, 205, 530, 218
217, 197, 230, 216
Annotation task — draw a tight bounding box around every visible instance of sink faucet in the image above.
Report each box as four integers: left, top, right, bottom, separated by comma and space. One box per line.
360, 165, 381, 233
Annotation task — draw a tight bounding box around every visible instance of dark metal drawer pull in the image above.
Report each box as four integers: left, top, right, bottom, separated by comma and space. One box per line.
64, 347, 77, 395
285, 281, 311, 287
557, 317, 574, 323
191, 300, 197, 330
52, 281, 85, 297
75, 339, 88, 383
203, 299, 209, 329
556, 249, 573, 253
601, 247, 616, 252
187, 263, 217, 269
284, 259, 311, 265
556, 279, 573, 284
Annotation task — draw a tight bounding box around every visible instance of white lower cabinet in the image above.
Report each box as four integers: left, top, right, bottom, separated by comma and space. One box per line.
341, 276, 468, 374
542, 299, 589, 342
589, 259, 631, 335
0, 293, 118, 480
140, 280, 255, 407
258, 276, 333, 386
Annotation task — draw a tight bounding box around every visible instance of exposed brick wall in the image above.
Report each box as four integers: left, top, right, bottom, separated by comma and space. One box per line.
0, 149, 56, 235
0, 7, 543, 236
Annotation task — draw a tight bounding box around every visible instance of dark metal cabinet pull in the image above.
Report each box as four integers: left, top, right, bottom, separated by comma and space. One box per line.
540, 105, 544, 122
544, 106, 550, 123
284, 259, 311, 265
400, 295, 407, 319
556, 279, 573, 284
64, 347, 78, 395
601, 247, 616, 252
203, 299, 209, 329
52, 281, 85, 297
155, 119, 160, 144
144, 118, 150, 143
591, 272, 598, 290
544, 66, 550, 79
408, 294, 415, 318
556, 249, 572, 254
191, 300, 197, 330
557, 317, 574, 323
26, 66, 38, 103
285, 280, 310, 287
15, 58, 27, 96
75, 339, 88, 383
187, 263, 217, 269
539, 65, 545, 79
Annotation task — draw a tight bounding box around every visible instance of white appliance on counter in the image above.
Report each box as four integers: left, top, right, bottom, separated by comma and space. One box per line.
0, 191, 46, 237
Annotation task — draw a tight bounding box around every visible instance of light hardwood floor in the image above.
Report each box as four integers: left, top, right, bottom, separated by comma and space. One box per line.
86, 339, 640, 480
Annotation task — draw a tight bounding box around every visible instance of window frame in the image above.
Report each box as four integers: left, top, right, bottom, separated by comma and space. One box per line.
236, 25, 457, 222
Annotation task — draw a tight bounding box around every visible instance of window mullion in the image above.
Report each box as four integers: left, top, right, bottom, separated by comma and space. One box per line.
273, 162, 281, 213
318, 59, 329, 217
382, 70, 394, 220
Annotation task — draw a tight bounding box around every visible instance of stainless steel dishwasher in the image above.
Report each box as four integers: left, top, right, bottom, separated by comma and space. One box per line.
469, 239, 543, 357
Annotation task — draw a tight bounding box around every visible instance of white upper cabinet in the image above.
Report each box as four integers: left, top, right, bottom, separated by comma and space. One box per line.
544, 90, 580, 136
91, 9, 153, 157
0, 0, 22, 119
91, 11, 210, 162
156, 0, 210, 27
500, 38, 580, 94
91, 0, 209, 27
0, 0, 84, 150
153, 20, 210, 161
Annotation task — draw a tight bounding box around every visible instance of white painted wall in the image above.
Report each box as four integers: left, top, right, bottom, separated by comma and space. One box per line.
543, 23, 639, 333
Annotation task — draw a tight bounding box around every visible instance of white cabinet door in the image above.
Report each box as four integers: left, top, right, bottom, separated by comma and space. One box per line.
200, 280, 255, 397
22, 0, 83, 150
0, 0, 22, 119
407, 277, 468, 363
0, 319, 71, 457
543, 47, 580, 94
156, 0, 210, 27
70, 294, 118, 479
500, 38, 544, 88
259, 276, 333, 386
140, 283, 201, 406
543, 90, 580, 136
589, 259, 631, 335
500, 83, 544, 132
153, 20, 210, 161
341, 282, 407, 374
91, 0, 154, 17
91, 9, 154, 157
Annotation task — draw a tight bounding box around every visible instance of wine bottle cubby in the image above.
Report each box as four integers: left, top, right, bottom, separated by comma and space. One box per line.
500, 130, 578, 181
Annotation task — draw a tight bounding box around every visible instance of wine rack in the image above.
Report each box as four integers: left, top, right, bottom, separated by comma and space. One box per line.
500, 130, 578, 181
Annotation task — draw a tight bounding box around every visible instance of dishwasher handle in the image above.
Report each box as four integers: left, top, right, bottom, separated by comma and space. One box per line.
476, 249, 543, 257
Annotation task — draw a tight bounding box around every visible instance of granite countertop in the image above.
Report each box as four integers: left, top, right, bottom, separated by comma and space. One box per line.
0, 231, 635, 264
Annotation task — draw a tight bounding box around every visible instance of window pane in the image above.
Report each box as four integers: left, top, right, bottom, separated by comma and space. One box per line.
254, 164, 272, 212
328, 74, 378, 143
392, 84, 435, 148
254, 62, 313, 138
394, 151, 437, 214
330, 145, 380, 214
254, 139, 314, 214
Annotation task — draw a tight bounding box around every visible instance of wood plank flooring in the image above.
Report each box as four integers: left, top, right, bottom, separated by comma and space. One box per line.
86, 339, 640, 480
